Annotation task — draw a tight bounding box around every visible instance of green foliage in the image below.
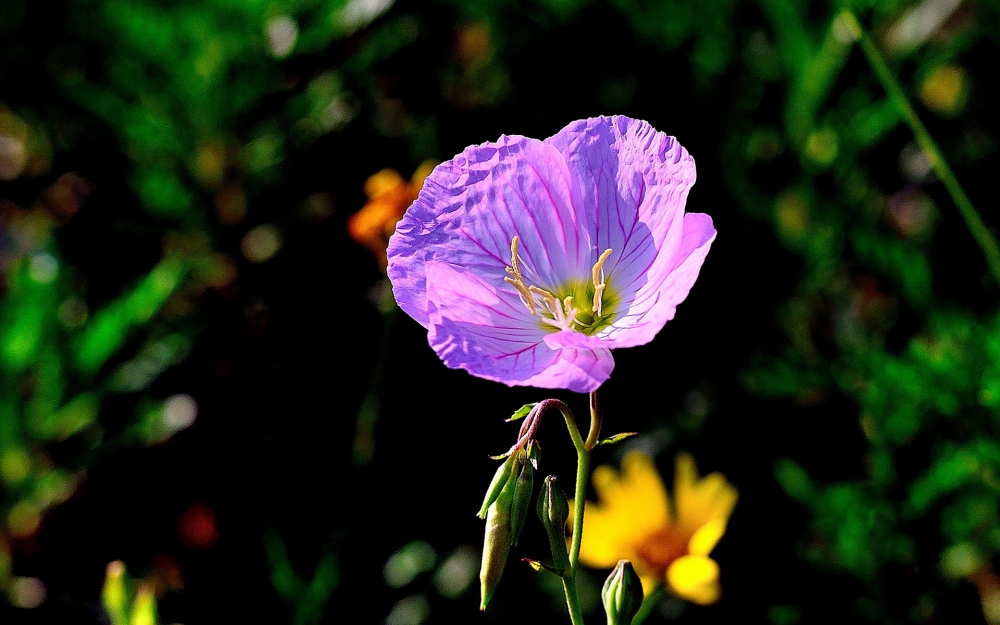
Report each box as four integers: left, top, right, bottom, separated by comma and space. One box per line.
735, 1, 1000, 620
265, 532, 340, 625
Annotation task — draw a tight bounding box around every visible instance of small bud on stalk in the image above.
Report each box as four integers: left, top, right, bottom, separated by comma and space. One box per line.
602, 559, 644, 625
479, 445, 537, 610
478, 454, 517, 519
508, 443, 538, 546
537, 475, 570, 573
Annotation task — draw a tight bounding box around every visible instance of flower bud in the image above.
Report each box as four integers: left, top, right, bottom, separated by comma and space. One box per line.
478, 454, 517, 519
101, 561, 128, 625
602, 559, 644, 625
537, 475, 570, 573
479, 453, 521, 610
129, 583, 158, 625
508, 447, 536, 546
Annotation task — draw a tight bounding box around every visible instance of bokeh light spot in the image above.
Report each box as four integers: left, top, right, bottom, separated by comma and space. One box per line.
0, 448, 31, 486
8, 577, 46, 608
432, 545, 477, 598
775, 191, 810, 242
0, 135, 26, 181
941, 542, 982, 579
384, 541, 436, 588
240, 224, 282, 263
28, 252, 58, 284
178, 503, 218, 549
267, 16, 298, 58
7, 501, 40, 537
385, 595, 428, 625
163, 394, 197, 430
920, 64, 967, 117
805, 128, 839, 166
336, 0, 394, 34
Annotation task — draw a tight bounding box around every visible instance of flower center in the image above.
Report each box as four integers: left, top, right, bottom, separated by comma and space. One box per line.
503, 236, 614, 334
635, 526, 690, 573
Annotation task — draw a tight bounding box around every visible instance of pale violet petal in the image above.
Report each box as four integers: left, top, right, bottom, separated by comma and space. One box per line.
599, 213, 716, 347
388, 134, 594, 326
425, 262, 613, 392
545, 115, 697, 311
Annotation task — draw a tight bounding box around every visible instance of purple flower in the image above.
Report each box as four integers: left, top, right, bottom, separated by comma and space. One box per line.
386, 116, 715, 393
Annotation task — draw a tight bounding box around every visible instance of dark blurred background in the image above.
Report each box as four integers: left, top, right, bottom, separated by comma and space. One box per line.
1, 0, 1000, 623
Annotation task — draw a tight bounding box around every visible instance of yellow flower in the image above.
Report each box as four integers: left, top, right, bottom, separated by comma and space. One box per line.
575, 452, 737, 605
348, 161, 435, 269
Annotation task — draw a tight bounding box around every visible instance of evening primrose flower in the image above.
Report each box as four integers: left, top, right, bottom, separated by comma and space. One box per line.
386, 116, 714, 393
576, 452, 737, 605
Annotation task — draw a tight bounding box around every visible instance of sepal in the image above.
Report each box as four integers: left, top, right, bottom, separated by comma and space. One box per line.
602, 559, 644, 625
522, 558, 563, 574
508, 448, 536, 546
597, 432, 639, 446
536, 475, 570, 573
477, 454, 517, 519
506, 403, 537, 422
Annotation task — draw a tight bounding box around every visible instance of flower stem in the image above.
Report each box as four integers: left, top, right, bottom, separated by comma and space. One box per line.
630, 583, 665, 625
559, 391, 603, 625
842, 7, 1000, 287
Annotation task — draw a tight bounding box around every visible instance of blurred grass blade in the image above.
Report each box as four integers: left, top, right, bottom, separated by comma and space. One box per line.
74, 258, 185, 373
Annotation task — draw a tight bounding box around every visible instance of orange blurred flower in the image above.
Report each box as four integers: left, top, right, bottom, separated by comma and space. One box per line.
348, 162, 435, 268
575, 452, 737, 605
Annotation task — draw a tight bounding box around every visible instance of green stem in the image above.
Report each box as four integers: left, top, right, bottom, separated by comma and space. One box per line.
559, 391, 603, 625
631, 584, 665, 625
843, 8, 1000, 288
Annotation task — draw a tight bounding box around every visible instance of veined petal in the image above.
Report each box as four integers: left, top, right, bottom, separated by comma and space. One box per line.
543, 329, 609, 351
516, 346, 613, 392
424, 262, 611, 392
600, 212, 716, 347
546, 116, 695, 257
388, 134, 593, 326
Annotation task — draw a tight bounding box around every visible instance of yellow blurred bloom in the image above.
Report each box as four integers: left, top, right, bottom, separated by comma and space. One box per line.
575, 452, 737, 605
348, 161, 435, 269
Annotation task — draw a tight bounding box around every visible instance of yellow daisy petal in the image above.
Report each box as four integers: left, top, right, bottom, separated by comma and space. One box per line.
592, 453, 669, 535
576, 505, 639, 568
672, 454, 738, 535
687, 518, 728, 556
666, 555, 721, 605
639, 573, 660, 597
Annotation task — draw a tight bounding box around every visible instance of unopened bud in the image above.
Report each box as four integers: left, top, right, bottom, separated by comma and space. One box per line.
537, 475, 570, 573
479, 453, 521, 610
101, 561, 128, 625
129, 583, 158, 625
478, 454, 517, 519
508, 446, 536, 546
602, 559, 644, 625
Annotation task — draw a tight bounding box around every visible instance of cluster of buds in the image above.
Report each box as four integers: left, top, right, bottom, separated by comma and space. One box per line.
477, 441, 539, 609
476, 400, 645, 623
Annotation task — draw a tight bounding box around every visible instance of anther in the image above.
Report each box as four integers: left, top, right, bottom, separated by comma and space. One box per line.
506, 236, 536, 315
591, 248, 613, 316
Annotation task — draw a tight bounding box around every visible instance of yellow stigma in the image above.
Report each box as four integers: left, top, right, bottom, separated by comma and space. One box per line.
591, 248, 613, 317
